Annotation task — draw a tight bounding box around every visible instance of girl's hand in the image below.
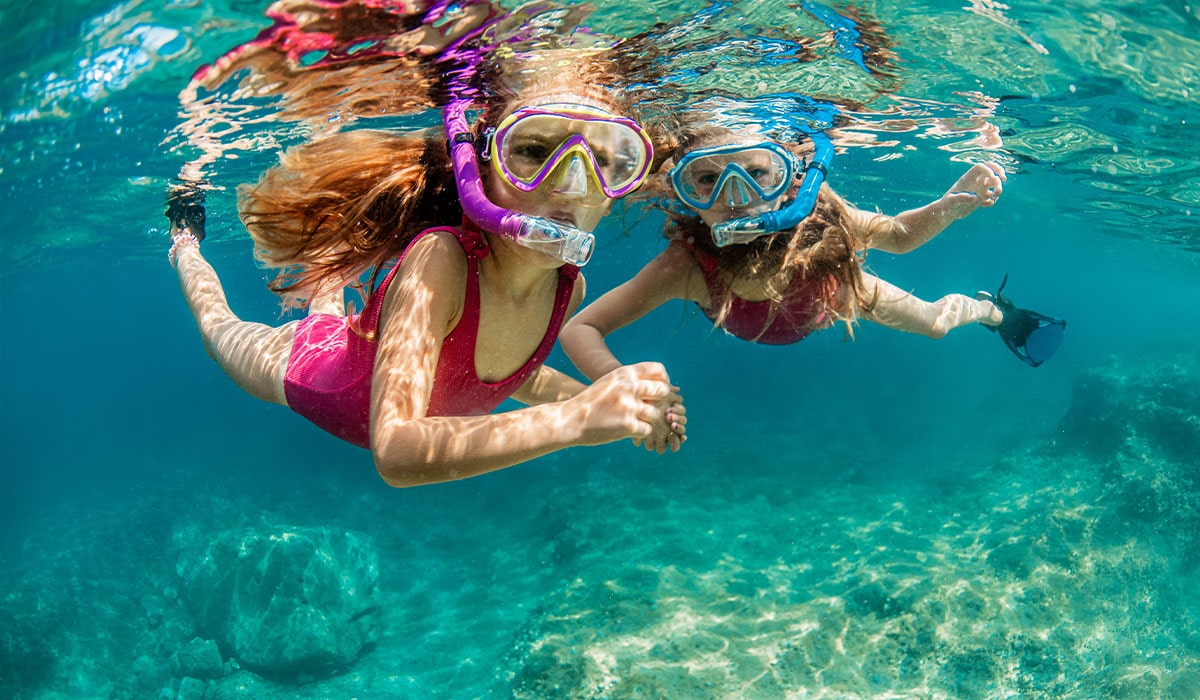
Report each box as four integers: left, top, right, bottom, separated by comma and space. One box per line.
940, 162, 1006, 220
633, 393, 688, 454
569, 362, 677, 446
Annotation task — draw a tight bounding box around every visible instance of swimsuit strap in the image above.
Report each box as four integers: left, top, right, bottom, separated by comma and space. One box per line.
459, 217, 580, 280
451, 221, 577, 368
358, 226, 483, 334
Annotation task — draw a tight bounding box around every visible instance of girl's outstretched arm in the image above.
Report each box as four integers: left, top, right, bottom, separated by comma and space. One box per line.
861, 162, 1006, 254
365, 235, 676, 487
858, 272, 1001, 338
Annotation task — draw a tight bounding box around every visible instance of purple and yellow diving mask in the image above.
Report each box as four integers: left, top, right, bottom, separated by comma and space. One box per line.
488, 103, 653, 206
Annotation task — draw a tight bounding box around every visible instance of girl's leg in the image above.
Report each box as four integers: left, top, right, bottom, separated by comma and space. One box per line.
171, 234, 294, 405
860, 272, 1001, 339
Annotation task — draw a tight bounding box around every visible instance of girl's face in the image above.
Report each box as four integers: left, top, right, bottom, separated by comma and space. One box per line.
485, 98, 652, 233
487, 168, 612, 233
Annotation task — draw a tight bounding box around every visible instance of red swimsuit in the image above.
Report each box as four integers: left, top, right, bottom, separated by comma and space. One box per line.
676, 240, 835, 345
283, 226, 578, 448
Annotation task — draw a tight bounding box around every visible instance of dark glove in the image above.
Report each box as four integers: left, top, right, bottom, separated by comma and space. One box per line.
165, 186, 207, 242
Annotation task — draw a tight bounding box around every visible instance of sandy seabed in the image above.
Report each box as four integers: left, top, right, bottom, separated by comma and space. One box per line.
4, 355, 1199, 699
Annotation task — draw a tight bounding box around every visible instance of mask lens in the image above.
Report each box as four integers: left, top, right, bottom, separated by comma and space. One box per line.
494, 108, 651, 197
673, 144, 794, 210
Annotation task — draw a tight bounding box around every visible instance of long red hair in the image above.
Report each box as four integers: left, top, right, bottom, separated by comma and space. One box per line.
237, 44, 642, 310
238, 129, 460, 310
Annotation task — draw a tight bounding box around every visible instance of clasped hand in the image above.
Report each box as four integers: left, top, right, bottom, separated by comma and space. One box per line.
570, 362, 687, 453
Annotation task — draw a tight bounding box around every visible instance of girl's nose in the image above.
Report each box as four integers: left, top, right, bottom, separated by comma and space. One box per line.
551, 155, 590, 196
723, 177, 752, 207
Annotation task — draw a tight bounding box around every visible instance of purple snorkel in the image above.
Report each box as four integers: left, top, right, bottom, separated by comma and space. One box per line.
429, 0, 646, 267
442, 98, 597, 266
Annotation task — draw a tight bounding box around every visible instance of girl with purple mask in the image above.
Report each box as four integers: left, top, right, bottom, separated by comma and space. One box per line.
169, 42, 687, 488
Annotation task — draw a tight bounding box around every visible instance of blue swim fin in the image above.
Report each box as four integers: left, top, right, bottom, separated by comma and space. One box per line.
979, 275, 1066, 368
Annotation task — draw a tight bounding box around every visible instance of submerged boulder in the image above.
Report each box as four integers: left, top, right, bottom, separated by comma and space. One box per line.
1056, 353, 1200, 465
176, 526, 379, 680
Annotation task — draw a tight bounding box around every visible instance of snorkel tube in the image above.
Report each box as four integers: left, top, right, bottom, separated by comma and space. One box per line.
710, 130, 834, 247
443, 98, 596, 266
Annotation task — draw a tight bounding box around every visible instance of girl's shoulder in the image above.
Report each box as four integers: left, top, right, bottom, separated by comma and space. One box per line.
387, 228, 471, 299
375, 229, 470, 335
640, 240, 708, 306
654, 237, 703, 272
404, 227, 472, 267
666, 235, 718, 274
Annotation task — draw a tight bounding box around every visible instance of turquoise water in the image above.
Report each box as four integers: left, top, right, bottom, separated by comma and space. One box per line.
2, 1, 1199, 698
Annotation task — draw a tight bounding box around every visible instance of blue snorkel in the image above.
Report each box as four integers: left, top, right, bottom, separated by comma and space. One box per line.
443, 99, 596, 266
703, 0, 876, 246
709, 128, 835, 247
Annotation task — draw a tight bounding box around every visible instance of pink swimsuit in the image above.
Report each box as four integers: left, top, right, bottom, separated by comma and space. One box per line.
676, 240, 835, 345
283, 226, 578, 448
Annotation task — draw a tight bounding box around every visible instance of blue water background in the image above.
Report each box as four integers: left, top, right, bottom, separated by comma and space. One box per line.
1, 0, 1199, 697
6, 152, 1196, 536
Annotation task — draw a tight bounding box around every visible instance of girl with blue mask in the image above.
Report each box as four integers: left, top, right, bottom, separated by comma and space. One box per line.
561, 119, 1041, 380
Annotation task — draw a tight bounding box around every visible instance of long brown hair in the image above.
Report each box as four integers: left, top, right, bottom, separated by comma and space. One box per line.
239, 128, 460, 310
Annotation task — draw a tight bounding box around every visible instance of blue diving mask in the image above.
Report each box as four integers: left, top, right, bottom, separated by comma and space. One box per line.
669, 132, 834, 247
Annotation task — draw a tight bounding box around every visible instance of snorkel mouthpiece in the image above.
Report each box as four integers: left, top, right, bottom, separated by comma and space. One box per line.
710, 131, 834, 247
511, 216, 595, 263
443, 100, 595, 266
711, 216, 771, 247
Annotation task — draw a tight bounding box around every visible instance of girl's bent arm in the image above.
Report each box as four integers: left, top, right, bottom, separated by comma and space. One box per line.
510, 365, 588, 405
367, 235, 673, 486
372, 364, 675, 486
863, 162, 1007, 254
561, 245, 697, 381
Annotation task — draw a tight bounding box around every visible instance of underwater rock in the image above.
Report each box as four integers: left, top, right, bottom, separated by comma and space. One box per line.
175, 675, 211, 700
1055, 354, 1200, 570
134, 653, 174, 695
1057, 353, 1200, 464
171, 637, 224, 680
141, 593, 167, 626
0, 604, 56, 698
176, 526, 379, 680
